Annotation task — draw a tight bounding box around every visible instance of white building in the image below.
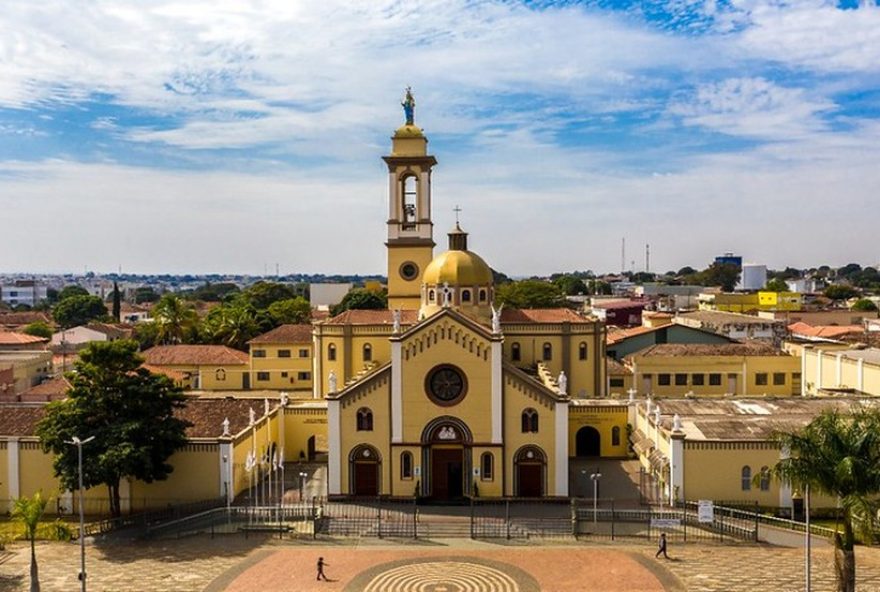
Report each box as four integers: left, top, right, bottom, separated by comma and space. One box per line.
309, 283, 353, 308
738, 264, 767, 291
0, 281, 48, 308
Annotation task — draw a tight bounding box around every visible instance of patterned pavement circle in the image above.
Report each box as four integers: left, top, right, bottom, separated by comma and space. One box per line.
345, 557, 540, 592
213, 547, 673, 592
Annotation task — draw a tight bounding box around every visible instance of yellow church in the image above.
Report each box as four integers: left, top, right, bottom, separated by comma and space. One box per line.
319, 92, 613, 500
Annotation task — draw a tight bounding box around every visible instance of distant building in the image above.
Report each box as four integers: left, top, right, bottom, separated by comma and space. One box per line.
800, 346, 880, 397
247, 324, 314, 392
0, 312, 52, 332
142, 345, 250, 390
309, 283, 352, 308
636, 284, 703, 311
786, 278, 819, 294
0, 351, 53, 394
0, 332, 49, 352
606, 323, 734, 362
674, 310, 784, 344
0, 280, 48, 308
714, 253, 742, 268
50, 323, 132, 353
737, 263, 767, 291
698, 291, 802, 313
757, 309, 878, 326
590, 300, 646, 327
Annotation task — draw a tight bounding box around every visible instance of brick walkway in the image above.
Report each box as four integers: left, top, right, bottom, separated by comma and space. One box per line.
2, 536, 880, 591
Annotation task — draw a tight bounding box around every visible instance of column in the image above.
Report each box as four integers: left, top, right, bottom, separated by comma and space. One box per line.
816, 349, 823, 392
669, 433, 685, 504
7, 438, 19, 512
219, 439, 234, 503
312, 333, 322, 399
391, 341, 403, 443
858, 358, 865, 392
801, 348, 807, 397
778, 446, 792, 509
836, 354, 843, 387
554, 401, 569, 496
327, 400, 341, 495
491, 341, 502, 444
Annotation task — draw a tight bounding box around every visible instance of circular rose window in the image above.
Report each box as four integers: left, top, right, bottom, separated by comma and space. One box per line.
425, 364, 467, 406
399, 261, 419, 281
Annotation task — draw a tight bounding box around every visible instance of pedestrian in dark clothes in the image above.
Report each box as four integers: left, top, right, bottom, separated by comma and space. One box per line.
655, 533, 670, 559
317, 557, 329, 581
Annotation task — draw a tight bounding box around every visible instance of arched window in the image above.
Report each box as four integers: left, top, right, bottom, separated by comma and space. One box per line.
542, 342, 552, 361
759, 466, 770, 491
215, 368, 226, 381
479, 289, 487, 302
579, 342, 588, 361
402, 175, 417, 225
511, 343, 521, 362
481, 452, 493, 480
429, 289, 435, 302
741, 466, 752, 491
363, 343, 372, 362
400, 451, 413, 480
611, 426, 621, 446
356, 408, 373, 431
461, 290, 471, 303
521, 408, 539, 433
328, 343, 336, 361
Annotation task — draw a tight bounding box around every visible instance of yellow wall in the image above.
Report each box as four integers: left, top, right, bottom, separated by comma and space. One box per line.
632, 354, 800, 397
502, 374, 557, 496
338, 373, 392, 494
802, 347, 880, 396
568, 405, 629, 458
250, 343, 313, 391
283, 406, 327, 462
129, 443, 219, 503
149, 362, 249, 390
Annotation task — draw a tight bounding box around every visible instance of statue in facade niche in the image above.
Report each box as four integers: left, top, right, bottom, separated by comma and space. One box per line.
328, 370, 338, 393
221, 417, 230, 437
402, 86, 415, 125
248, 407, 256, 426
491, 304, 503, 334
557, 371, 567, 395
393, 309, 401, 333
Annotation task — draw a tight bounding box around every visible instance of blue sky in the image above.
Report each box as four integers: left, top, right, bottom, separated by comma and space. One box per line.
1, 0, 879, 275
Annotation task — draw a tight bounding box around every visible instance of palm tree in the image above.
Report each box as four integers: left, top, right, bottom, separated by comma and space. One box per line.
151, 294, 199, 345
12, 491, 49, 592
770, 408, 880, 592
209, 303, 260, 350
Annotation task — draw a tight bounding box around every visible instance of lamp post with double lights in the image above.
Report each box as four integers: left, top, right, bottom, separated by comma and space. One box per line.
66, 435, 95, 592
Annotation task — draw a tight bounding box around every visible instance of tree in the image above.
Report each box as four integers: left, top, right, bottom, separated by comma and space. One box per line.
131, 321, 161, 350
769, 408, 880, 592
495, 280, 567, 309
111, 282, 121, 321
185, 282, 240, 302
37, 341, 190, 518
677, 266, 696, 276
205, 304, 262, 350
241, 281, 296, 310
52, 295, 108, 329
764, 278, 788, 292
331, 289, 388, 316
825, 285, 859, 301
151, 293, 199, 344
133, 287, 160, 304
12, 491, 48, 592
267, 297, 312, 326
57, 285, 89, 302
552, 275, 588, 296
851, 298, 878, 312
22, 322, 53, 339
696, 263, 740, 292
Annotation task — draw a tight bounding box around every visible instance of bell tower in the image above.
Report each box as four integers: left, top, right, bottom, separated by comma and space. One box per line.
384, 88, 436, 311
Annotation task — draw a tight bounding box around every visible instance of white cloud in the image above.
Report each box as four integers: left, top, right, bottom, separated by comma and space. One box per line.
668, 77, 834, 140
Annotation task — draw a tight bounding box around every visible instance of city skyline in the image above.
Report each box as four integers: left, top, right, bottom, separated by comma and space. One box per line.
1, 1, 879, 275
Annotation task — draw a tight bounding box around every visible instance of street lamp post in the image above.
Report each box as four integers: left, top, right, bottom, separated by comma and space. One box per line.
590, 471, 602, 525
805, 484, 811, 592
299, 471, 308, 503
66, 435, 95, 592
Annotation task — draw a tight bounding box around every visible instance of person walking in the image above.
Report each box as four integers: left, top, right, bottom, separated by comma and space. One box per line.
655, 532, 669, 559
317, 556, 329, 581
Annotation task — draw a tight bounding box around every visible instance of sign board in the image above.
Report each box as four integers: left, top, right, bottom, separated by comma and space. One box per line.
698, 500, 714, 523
473, 468, 480, 476
650, 518, 681, 528
414, 467, 421, 477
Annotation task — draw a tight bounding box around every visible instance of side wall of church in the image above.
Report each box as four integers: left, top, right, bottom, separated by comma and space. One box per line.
337, 373, 392, 495
502, 376, 558, 496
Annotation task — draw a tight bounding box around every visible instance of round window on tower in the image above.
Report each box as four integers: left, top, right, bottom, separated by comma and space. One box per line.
399, 261, 420, 281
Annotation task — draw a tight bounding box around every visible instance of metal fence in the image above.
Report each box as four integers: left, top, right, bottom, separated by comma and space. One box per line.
74, 497, 227, 538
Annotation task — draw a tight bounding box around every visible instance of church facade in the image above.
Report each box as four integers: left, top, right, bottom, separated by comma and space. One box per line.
321, 99, 614, 500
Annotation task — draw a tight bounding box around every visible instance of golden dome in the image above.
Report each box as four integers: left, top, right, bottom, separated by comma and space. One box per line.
422, 249, 493, 286
393, 124, 425, 138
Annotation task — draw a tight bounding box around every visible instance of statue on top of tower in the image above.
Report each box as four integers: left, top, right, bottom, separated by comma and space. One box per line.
402, 86, 415, 125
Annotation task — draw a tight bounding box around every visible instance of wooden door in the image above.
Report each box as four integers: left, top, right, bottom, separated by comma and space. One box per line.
518, 464, 543, 497
431, 448, 463, 500
354, 462, 378, 496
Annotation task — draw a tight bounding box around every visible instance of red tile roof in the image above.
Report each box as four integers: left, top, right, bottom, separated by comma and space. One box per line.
141, 364, 188, 383
0, 312, 52, 327
606, 325, 657, 345
788, 322, 864, 339
324, 309, 419, 325
248, 324, 313, 344
0, 332, 49, 345
142, 345, 248, 366
0, 404, 46, 436
591, 300, 647, 310
19, 377, 70, 402
500, 308, 588, 323
177, 397, 274, 438
633, 342, 784, 358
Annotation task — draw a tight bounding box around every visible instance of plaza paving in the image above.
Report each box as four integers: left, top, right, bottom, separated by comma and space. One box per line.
2, 535, 880, 591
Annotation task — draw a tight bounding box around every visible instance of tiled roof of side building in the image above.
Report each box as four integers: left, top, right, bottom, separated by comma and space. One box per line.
177, 397, 271, 438
248, 324, 314, 344
19, 377, 71, 401
788, 322, 864, 339
676, 310, 779, 325
323, 309, 419, 325
634, 342, 785, 357
0, 312, 52, 326
606, 356, 630, 376
0, 331, 49, 345
142, 345, 249, 366
500, 308, 589, 323
84, 322, 133, 339
0, 405, 47, 436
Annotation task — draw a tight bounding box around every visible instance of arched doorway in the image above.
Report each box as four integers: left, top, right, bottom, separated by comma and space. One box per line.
421, 417, 472, 501
349, 445, 381, 496
514, 446, 546, 497
576, 426, 601, 457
